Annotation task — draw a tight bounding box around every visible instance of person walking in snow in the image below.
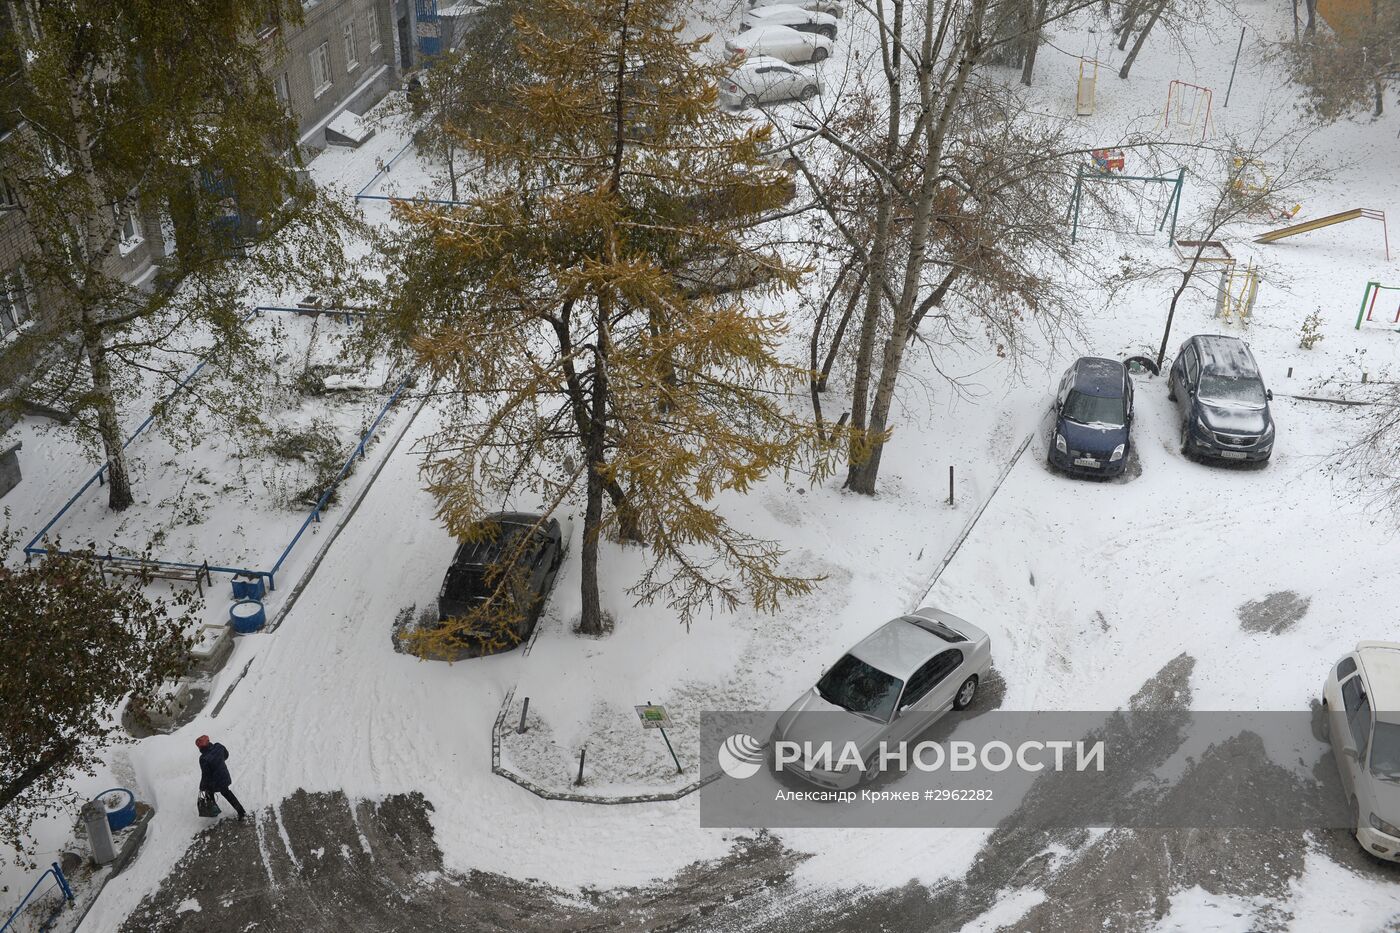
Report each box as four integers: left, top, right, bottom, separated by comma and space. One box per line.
196, 735, 247, 821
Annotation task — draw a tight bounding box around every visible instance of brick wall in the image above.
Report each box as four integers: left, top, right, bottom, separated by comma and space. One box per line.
263, 0, 399, 148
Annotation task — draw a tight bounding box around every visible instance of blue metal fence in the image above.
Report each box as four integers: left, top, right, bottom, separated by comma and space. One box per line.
23, 306, 413, 603
1, 862, 74, 933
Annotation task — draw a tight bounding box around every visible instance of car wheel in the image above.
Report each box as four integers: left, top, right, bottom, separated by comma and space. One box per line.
811, 47, 829, 62
799, 84, 818, 101
1179, 421, 1193, 460
820, 26, 837, 39
952, 675, 978, 711
1167, 383, 1177, 402
1352, 796, 1362, 836
740, 93, 758, 109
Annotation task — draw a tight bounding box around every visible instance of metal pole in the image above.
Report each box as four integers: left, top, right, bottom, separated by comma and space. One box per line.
517, 697, 530, 734
947, 466, 954, 505
575, 746, 587, 785
1223, 27, 1246, 108
658, 727, 683, 774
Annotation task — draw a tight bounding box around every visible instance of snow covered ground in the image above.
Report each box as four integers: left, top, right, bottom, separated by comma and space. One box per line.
8, 0, 1400, 927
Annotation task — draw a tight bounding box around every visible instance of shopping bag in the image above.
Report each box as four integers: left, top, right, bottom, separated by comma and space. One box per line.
197, 794, 221, 818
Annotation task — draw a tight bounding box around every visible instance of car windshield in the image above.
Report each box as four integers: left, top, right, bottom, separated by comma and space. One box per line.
1062, 390, 1125, 427
816, 654, 904, 723
1198, 372, 1266, 408
1370, 722, 1400, 781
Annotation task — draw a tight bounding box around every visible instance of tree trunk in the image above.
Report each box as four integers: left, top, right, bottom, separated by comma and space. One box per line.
577, 305, 609, 636
1305, 0, 1317, 33
1020, 0, 1047, 86
849, 0, 981, 495
820, 268, 868, 392
447, 142, 459, 201
1155, 246, 1206, 369
1116, 0, 1146, 49
1119, 0, 1167, 79
844, 213, 890, 485
844, 0, 903, 488
84, 334, 134, 511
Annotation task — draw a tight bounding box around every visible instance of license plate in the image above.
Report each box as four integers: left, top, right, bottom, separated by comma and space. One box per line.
1073, 457, 1100, 467
1220, 450, 1247, 460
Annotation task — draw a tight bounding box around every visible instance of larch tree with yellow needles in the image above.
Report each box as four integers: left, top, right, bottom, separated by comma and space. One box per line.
380, 0, 840, 640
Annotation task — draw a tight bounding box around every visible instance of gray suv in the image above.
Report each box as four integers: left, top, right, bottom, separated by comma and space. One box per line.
1168, 335, 1275, 463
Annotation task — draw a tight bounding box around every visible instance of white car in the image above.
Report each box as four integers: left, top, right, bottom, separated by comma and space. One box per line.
1323, 641, 1400, 861
719, 56, 822, 109
725, 24, 833, 65
741, 4, 840, 39
749, 0, 844, 17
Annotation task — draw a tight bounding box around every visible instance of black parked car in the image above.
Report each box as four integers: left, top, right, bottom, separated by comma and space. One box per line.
398, 512, 569, 660
1048, 357, 1134, 478
1168, 335, 1275, 464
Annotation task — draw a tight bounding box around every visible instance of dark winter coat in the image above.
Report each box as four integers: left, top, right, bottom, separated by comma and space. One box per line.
198, 743, 233, 792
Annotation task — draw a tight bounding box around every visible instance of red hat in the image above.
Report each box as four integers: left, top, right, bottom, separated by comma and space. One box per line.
195, 735, 211, 748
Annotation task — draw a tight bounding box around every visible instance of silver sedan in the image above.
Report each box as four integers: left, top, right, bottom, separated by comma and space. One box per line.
771, 607, 993, 788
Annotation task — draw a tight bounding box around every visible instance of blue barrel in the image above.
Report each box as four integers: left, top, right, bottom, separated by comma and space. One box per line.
231, 575, 267, 600
229, 599, 266, 633
99, 788, 136, 831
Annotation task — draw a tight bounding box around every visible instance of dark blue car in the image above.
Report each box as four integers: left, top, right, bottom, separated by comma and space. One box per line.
1048, 357, 1133, 478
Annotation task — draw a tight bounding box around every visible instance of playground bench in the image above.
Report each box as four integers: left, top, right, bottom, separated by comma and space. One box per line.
97, 556, 212, 596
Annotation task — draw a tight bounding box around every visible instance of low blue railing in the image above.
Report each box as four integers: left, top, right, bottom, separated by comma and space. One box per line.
0, 862, 74, 933
352, 139, 475, 207
23, 305, 412, 601
354, 139, 416, 201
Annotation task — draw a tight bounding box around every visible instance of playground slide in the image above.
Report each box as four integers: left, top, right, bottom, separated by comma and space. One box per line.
1254, 208, 1368, 244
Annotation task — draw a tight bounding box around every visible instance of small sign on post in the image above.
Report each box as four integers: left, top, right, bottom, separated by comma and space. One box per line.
636, 703, 683, 774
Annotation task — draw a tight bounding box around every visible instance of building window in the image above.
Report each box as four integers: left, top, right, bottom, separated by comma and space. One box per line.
310, 42, 332, 97
274, 72, 290, 109
0, 271, 32, 338
367, 12, 381, 52
115, 204, 143, 254
343, 22, 358, 72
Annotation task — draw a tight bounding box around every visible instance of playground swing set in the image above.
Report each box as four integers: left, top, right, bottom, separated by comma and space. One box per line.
1162, 80, 1213, 140
1068, 162, 1186, 244
1356, 281, 1400, 330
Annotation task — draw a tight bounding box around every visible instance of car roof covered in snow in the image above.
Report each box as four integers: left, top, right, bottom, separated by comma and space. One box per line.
745, 5, 835, 22
733, 54, 791, 71
1191, 334, 1259, 377
848, 617, 964, 680
733, 23, 806, 39
1358, 642, 1400, 715
1070, 357, 1127, 398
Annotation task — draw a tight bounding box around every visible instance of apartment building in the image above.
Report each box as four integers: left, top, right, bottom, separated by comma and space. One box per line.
0, 7, 169, 440
263, 0, 403, 150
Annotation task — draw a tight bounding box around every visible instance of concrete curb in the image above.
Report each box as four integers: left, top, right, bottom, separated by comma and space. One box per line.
489, 688, 720, 805
486, 432, 1035, 805
210, 387, 433, 718
914, 431, 1035, 608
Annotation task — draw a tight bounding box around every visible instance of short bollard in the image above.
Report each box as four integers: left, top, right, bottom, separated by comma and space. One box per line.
517, 697, 530, 735
575, 747, 587, 786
